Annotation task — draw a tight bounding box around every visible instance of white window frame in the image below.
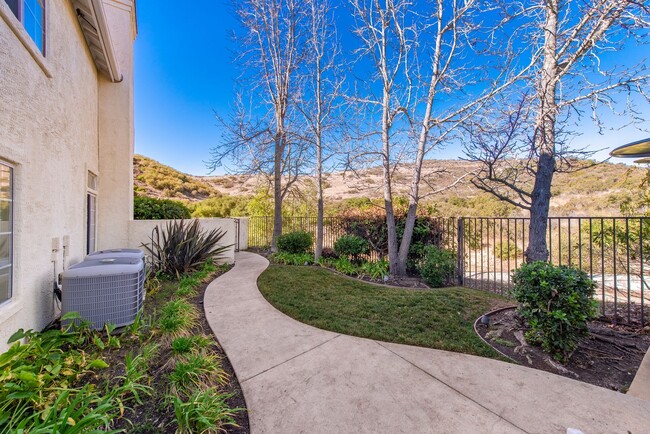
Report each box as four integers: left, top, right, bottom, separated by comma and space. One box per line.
3, 0, 46, 55
0, 162, 14, 306
86, 172, 98, 255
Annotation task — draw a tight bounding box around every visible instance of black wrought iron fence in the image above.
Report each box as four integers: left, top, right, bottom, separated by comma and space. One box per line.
458, 217, 649, 326
248, 215, 649, 326
248, 215, 458, 261
248, 216, 347, 251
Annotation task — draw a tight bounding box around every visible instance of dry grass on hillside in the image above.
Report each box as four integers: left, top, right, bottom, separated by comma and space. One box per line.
134, 154, 645, 217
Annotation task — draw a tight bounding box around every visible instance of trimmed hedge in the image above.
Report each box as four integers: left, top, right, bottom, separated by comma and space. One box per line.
134, 195, 191, 220
334, 235, 369, 260
417, 246, 456, 288
277, 231, 313, 254
512, 261, 597, 362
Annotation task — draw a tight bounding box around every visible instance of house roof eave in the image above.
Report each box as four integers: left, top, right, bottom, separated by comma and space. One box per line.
72, 0, 122, 82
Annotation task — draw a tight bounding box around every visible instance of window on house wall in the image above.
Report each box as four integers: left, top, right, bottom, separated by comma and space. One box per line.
0, 163, 13, 304
4, 0, 45, 54
87, 172, 97, 254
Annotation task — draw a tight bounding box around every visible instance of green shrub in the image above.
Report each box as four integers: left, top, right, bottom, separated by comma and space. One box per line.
512, 262, 597, 362
417, 246, 456, 288
277, 231, 313, 254
134, 195, 191, 220
320, 247, 339, 259
359, 259, 389, 280
334, 235, 369, 260
0, 317, 150, 433
271, 252, 314, 266
189, 195, 250, 218
337, 214, 447, 268
157, 299, 199, 337
332, 257, 359, 275
143, 219, 231, 275
173, 388, 240, 434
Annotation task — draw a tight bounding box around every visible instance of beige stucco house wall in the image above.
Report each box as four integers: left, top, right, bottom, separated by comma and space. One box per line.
0, 0, 137, 351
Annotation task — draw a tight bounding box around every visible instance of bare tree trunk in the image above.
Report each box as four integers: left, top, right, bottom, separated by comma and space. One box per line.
272, 130, 284, 252
315, 133, 324, 260
525, 0, 558, 263
382, 87, 399, 274
527, 153, 554, 262
396, 41, 439, 275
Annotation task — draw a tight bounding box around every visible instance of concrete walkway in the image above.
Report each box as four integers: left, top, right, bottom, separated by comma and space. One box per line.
204, 252, 650, 433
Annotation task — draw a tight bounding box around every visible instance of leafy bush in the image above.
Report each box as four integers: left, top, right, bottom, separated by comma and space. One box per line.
277, 231, 313, 254
189, 195, 251, 218
157, 299, 199, 337
320, 247, 339, 259
331, 257, 359, 275
336, 212, 446, 266
173, 388, 240, 434
512, 262, 597, 362
334, 235, 369, 260
0, 316, 151, 433
271, 252, 314, 266
359, 259, 389, 280
417, 246, 456, 288
143, 219, 231, 275
134, 195, 191, 220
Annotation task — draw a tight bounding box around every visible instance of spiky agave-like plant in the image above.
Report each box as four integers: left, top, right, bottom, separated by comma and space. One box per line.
144, 219, 231, 276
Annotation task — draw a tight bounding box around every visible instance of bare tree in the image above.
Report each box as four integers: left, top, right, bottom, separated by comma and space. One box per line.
465, 0, 650, 262
350, 0, 528, 276
299, 0, 345, 261
208, 0, 309, 251
349, 0, 413, 275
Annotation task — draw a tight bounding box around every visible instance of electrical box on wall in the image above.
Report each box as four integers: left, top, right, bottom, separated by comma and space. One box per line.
63, 235, 70, 257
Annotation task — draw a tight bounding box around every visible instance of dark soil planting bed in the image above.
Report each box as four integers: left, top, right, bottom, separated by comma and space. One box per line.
113, 264, 249, 433
0, 262, 249, 433
477, 307, 650, 392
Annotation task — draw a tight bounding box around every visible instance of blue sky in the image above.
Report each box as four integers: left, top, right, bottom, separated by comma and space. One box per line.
134, 1, 649, 176
134, 1, 237, 175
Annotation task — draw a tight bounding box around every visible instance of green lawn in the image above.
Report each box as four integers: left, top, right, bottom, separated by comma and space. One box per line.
258, 265, 512, 359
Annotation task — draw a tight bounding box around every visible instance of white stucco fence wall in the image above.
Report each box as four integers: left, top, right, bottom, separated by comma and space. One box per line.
128, 218, 249, 265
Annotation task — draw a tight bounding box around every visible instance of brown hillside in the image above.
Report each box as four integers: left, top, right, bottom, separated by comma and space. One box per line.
133, 154, 645, 216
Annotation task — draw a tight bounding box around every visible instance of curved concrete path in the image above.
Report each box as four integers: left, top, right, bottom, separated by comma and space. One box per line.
205, 252, 650, 433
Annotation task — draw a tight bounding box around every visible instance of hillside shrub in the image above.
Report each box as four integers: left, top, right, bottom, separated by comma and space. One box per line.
190, 195, 250, 218
512, 261, 597, 362
334, 235, 369, 261
134, 155, 213, 199
493, 241, 523, 260
277, 231, 313, 254
134, 195, 191, 220
417, 246, 456, 288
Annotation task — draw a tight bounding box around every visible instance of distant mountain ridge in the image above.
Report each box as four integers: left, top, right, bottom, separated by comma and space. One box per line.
133, 154, 645, 216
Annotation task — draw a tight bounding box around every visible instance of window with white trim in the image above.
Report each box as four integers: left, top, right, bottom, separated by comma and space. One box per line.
0, 163, 13, 304
4, 0, 45, 54
86, 172, 97, 254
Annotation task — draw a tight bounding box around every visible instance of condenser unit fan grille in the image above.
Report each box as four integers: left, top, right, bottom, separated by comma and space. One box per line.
62, 256, 145, 330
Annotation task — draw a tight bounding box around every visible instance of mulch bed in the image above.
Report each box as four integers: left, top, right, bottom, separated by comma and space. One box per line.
102, 268, 250, 433
476, 307, 650, 392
